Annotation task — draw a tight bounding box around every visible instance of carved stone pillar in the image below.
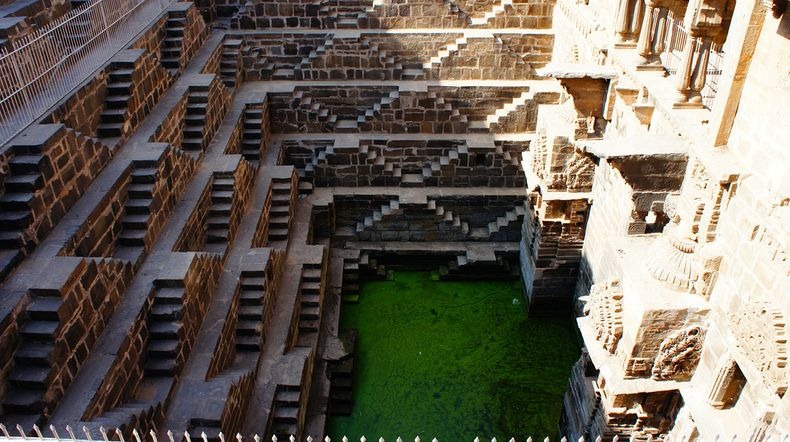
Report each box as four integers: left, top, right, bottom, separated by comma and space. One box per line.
631, 0, 643, 35
636, 1, 656, 56
615, 0, 633, 42
674, 30, 699, 104
635, 2, 665, 69
690, 36, 713, 103
673, 32, 713, 108
706, 357, 746, 409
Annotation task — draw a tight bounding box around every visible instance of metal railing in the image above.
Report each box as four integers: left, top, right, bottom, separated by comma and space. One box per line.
0, 426, 784, 442
0, 0, 174, 147
659, 11, 724, 109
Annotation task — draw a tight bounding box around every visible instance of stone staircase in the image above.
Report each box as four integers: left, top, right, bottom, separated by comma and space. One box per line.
295, 263, 323, 347
355, 200, 401, 234
115, 160, 158, 260
469, 0, 513, 25
269, 385, 301, 439
362, 144, 401, 185
240, 106, 264, 163
219, 39, 243, 87
97, 60, 137, 139
204, 172, 236, 254
341, 252, 361, 295
422, 35, 468, 70
417, 143, 469, 186
292, 90, 337, 128
325, 0, 372, 28
235, 270, 267, 352
300, 143, 331, 180
293, 36, 335, 80
82, 400, 161, 436
441, 250, 518, 279
359, 251, 387, 279
442, 0, 469, 21
427, 91, 467, 124
328, 357, 354, 415
144, 282, 186, 376
427, 199, 466, 233
468, 90, 534, 131
467, 201, 527, 240
0, 145, 47, 264
181, 85, 212, 151
1, 288, 62, 429
161, 11, 188, 75
351, 89, 400, 131
266, 176, 294, 244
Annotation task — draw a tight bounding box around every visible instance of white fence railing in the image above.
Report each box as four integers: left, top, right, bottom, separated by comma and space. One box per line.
658, 11, 724, 109
0, 426, 788, 442
0, 0, 174, 147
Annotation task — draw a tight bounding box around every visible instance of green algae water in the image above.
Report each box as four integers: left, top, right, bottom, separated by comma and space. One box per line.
328, 271, 580, 440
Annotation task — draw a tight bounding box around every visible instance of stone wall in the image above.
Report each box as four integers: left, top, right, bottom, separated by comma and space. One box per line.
131, 16, 167, 57
174, 181, 213, 252
285, 138, 528, 187
81, 289, 152, 419
332, 195, 527, 242
0, 0, 71, 45
218, 371, 255, 435
0, 257, 133, 421
151, 92, 189, 149
177, 253, 223, 371
426, 38, 538, 80
521, 196, 588, 313
226, 159, 257, 246
181, 3, 210, 72
117, 49, 173, 140
0, 125, 111, 279
44, 74, 109, 138
60, 146, 197, 259
59, 167, 131, 258
269, 86, 559, 134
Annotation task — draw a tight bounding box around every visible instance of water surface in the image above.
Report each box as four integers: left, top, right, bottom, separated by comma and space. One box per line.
328, 272, 580, 440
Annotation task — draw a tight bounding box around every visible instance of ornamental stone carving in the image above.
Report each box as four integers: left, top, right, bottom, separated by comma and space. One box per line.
651, 326, 706, 381
730, 300, 789, 396
583, 278, 624, 354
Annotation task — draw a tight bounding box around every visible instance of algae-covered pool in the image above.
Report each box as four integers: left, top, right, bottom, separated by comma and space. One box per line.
327, 271, 580, 440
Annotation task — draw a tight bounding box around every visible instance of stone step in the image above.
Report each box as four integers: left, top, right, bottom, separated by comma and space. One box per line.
5, 173, 44, 192
2, 388, 44, 413
8, 365, 49, 388
0, 210, 32, 229
155, 287, 185, 304
144, 356, 177, 375
236, 335, 261, 351
9, 155, 45, 174
236, 320, 261, 336
14, 342, 53, 366
19, 320, 58, 340
149, 321, 182, 339
238, 305, 262, 320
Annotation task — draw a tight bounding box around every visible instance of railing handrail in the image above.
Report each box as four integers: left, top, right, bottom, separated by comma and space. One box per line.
0, 0, 175, 147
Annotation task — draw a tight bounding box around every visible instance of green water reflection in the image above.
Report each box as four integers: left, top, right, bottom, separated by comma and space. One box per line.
327, 271, 580, 441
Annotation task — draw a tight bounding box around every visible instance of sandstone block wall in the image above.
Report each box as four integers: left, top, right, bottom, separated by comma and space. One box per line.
0, 125, 110, 279
0, 257, 133, 422
44, 74, 109, 138
151, 92, 189, 149
60, 146, 197, 260
0, 0, 70, 46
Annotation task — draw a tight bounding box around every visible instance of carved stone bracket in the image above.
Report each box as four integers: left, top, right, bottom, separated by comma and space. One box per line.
583, 278, 624, 354
652, 326, 706, 380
